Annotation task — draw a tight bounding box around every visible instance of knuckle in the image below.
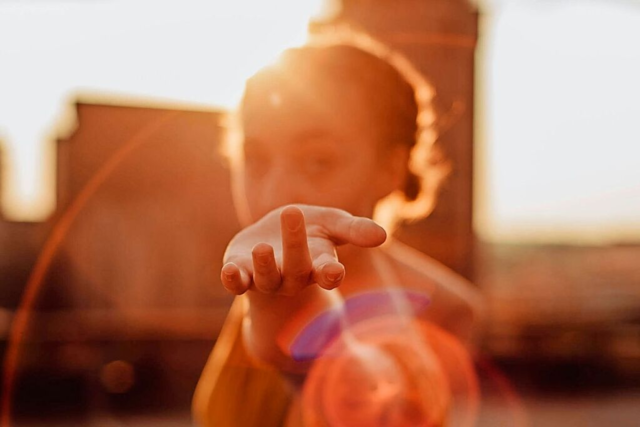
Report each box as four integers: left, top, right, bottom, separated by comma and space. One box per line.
284, 239, 306, 250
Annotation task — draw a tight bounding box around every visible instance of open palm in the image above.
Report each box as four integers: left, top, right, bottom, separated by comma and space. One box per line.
221, 205, 387, 296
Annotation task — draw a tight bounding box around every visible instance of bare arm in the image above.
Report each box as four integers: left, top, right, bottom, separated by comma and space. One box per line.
220, 204, 387, 371
384, 240, 485, 345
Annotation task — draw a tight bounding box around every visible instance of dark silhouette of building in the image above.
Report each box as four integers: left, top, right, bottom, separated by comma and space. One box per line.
317, 0, 479, 279
2, 102, 241, 422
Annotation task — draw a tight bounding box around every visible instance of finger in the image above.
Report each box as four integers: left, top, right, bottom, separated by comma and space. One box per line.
280, 206, 313, 295
252, 243, 282, 293
221, 262, 251, 295
313, 209, 387, 247
312, 253, 345, 290
307, 238, 343, 289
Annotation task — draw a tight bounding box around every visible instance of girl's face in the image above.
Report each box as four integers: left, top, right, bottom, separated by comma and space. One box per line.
231, 82, 404, 225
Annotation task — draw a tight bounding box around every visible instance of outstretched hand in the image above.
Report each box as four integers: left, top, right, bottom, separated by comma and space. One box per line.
221, 205, 387, 296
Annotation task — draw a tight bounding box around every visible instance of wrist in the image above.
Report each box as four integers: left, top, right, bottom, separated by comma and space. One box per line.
242, 285, 335, 371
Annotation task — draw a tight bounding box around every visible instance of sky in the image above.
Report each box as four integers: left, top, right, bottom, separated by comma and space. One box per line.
1, 0, 639, 243
0, 0, 325, 220
477, 0, 640, 243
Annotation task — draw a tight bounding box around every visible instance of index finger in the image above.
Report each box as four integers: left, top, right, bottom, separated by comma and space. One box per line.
280, 206, 313, 295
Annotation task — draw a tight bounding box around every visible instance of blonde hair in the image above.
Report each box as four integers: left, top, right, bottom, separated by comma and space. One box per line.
220, 28, 449, 233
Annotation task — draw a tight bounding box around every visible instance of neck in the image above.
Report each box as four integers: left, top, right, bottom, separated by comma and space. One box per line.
335, 245, 385, 296
336, 244, 367, 268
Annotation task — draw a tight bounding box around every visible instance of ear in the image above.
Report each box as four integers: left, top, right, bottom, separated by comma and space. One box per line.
374, 144, 410, 200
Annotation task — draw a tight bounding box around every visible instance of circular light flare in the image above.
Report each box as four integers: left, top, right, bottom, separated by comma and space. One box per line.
302, 317, 480, 427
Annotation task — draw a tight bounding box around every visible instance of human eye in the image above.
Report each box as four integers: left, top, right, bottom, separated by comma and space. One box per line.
243, 147, 269, 176
302, 153, 337, 176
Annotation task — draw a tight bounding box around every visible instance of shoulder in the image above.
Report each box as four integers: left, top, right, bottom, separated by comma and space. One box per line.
380, 239, 485, 343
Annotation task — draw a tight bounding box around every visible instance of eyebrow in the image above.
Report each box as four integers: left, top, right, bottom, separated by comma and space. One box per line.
292, 129, 341, 145
242, 128, 343, 149
243, 129, 341, 148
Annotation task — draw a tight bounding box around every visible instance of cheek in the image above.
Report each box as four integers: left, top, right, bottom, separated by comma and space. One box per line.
236, 171, 275, 223
231, 160, 382, 220
229, 166, 254, 226
236, 165, 316, 221
311, 164, 382, 215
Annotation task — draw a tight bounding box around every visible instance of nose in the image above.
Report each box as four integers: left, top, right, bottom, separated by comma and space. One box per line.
257, 164, 303, 215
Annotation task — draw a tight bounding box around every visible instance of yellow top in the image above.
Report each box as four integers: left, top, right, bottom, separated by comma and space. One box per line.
192, 299, 462, 427
192, 297, 292, 427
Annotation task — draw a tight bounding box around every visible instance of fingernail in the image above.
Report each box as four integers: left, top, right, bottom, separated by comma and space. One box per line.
222, 264, 236, 280
326, 271, 344, 282
285, 214, 302, 232
255, 253, 270, 266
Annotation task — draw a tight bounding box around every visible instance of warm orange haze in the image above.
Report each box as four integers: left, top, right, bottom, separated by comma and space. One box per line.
1, 1, 640, 427
0, 0, 331, 221
1, 0, 639, 244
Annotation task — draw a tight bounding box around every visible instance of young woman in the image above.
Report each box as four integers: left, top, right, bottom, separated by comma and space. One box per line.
193, 31, 483, 427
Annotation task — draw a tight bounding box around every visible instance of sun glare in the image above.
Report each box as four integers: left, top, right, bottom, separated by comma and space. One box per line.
0, 0, 326, 221
476, 0, 640, 244
1, 133, 56, 222
4, 0, 638, 242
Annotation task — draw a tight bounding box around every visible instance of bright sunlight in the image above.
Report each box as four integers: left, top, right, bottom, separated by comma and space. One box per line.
0, 0, 330, 221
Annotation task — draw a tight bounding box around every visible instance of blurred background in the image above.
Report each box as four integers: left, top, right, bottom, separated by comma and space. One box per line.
1, 0, 639, 425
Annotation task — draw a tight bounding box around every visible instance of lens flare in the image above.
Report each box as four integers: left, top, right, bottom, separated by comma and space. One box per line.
301, 316, 480, 427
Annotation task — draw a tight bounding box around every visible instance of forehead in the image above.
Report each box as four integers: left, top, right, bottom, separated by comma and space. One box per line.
240, 66, 379, 147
